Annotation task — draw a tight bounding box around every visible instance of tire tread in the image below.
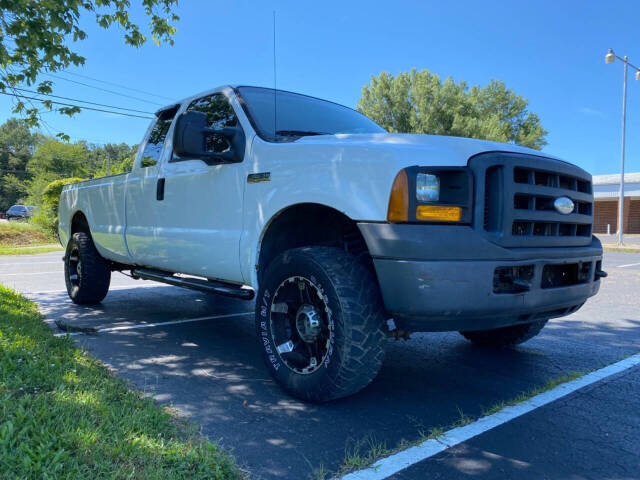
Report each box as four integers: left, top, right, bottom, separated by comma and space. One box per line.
65, 232, 111, 305
258, 246, 386, 402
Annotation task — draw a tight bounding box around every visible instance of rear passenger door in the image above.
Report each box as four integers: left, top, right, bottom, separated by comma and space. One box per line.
152, 93, 247, 283
125, 107, 176, 266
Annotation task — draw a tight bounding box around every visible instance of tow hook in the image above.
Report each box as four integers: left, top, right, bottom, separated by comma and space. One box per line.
595, 269, 608, 279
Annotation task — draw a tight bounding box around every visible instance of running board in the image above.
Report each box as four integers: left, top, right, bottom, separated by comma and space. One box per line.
132, 268, 254, 300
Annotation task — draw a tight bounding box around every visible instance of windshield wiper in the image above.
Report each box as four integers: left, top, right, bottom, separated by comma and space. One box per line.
275, 130, 330, 138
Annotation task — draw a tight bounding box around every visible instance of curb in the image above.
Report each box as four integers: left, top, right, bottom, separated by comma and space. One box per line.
54, 318, 99, 333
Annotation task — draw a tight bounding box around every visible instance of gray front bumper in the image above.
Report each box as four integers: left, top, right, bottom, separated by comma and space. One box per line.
358, 223, 603, 332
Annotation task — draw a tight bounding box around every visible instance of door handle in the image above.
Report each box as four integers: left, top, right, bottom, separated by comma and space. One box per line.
156, 178, 165, 201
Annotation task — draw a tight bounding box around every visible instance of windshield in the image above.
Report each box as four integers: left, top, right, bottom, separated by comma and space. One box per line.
236, 86, 385, 142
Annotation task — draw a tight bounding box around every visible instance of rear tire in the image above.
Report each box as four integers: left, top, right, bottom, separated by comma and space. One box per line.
64, 232, 111, 305
459, 320, 547, 347
256, 247, 386, 402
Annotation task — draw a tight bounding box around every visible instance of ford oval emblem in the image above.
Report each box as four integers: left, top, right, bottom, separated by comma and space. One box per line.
554, 196, 574, 215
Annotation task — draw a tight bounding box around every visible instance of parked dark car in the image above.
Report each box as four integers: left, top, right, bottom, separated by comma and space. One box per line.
6, 205, 37, 221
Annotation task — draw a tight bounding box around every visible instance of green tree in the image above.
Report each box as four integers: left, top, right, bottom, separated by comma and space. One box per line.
31, 177, 85, 237
0, 118, 40, 172
27, 140, 90, 178
25, 140, 91, 205
0, 1, 179, 134
25, 172, 61, 208
357, 69, 548, 150
91, 142, 138, 177
116, 154, 136, 174
0, 118, 42, 210
0, 173, 27, 211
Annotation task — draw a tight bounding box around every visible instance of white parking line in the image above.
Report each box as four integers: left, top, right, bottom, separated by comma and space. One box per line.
0, 261, 61, 267
29, 283, 164, 295
54, 311, 253, 336
341, 352, 640, 480
0, 270, 62, 276
616, 262, 640, 268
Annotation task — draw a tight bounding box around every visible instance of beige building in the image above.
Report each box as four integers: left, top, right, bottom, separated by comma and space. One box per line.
593, 172, 640, 234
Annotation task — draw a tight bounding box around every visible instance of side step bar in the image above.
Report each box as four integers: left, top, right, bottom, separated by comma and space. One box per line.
132, 268, 254, 300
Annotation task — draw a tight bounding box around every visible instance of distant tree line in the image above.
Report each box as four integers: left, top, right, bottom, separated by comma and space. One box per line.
0, 118, 137, 212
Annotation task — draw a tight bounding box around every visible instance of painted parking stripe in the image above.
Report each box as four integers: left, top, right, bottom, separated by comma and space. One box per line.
29, 283, 162, 295
0, 261, 61, 267
54, 311, 254, 337
97, 311, 254, 333
341, 352, 640, 480
616, 262, 640, 268
0, 270, 62, 276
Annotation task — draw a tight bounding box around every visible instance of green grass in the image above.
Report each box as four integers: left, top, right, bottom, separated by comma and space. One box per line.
0, 285, 243, 479
603, 246, 640, 254
0, 246, 62, 256
340, 436, 391, 474
0, 222, 56, 247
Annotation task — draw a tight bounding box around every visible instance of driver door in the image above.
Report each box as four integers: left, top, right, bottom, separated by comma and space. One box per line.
152, 93, 247, 283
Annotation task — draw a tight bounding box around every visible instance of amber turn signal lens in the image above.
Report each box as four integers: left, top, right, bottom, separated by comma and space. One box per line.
416, 205, 462, 222
387, 170, 409, 222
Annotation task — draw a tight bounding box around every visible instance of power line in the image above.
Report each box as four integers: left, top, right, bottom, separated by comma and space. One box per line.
60, 70, 175, 101
43, 72, 165, 106
0, 92, 154, 119
13, 87, 154, 114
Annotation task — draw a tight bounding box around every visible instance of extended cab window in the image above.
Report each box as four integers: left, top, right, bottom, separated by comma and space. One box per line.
186, 94, 238, 154
140, 109, 176, 168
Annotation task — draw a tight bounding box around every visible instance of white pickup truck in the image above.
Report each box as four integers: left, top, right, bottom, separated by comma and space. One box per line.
59, 86, 605, 402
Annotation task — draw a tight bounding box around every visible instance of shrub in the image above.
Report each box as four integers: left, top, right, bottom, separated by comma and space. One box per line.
30, 177, 84, 239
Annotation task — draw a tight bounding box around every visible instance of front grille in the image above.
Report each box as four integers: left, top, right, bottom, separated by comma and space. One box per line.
509, 166, 593, 240
471, 153, 594, 248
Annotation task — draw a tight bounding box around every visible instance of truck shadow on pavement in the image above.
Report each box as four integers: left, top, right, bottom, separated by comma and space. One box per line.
34, 284, 640, 480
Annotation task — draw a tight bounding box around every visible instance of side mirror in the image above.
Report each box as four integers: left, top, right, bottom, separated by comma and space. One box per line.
172, 110, 245, 164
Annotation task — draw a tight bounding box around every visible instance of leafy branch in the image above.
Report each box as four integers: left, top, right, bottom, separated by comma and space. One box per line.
0, 1, 179, 130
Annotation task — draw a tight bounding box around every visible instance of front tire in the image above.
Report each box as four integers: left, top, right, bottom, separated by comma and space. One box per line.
64, 232, 111, 305
459, 320, 547, 347
256, 247, 386, 402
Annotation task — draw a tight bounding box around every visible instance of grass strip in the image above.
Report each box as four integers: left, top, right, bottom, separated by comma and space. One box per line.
602, 246, 640, 254
0, 285, 243, 479
0, 222, 55, 247
0, 246, 63, 256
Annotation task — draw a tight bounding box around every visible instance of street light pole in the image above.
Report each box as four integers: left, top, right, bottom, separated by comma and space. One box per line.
605, 49, 640, 245
619, 56, 627, 245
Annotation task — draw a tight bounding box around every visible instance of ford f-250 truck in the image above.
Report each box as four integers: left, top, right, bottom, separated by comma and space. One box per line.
58, 85, 605, 402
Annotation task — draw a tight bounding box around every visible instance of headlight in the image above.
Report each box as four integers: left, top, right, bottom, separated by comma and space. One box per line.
387, 167, 473, 223
416, 173, 440, 202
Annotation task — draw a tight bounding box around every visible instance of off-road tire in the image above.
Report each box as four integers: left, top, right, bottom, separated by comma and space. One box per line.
64, 232, 111, 304
459, 320, 548, 347
256, 247, 386, 402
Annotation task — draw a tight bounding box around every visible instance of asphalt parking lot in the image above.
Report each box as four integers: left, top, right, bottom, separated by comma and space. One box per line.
1, 251, 639, 479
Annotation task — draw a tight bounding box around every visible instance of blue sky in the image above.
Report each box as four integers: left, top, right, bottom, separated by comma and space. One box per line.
1, 0, 639, 175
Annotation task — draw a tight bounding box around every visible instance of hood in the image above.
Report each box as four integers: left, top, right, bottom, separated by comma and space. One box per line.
294, 133, 558, 167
